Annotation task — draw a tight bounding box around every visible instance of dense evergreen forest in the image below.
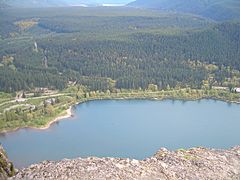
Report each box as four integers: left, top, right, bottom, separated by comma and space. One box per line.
0, 7, 240, 92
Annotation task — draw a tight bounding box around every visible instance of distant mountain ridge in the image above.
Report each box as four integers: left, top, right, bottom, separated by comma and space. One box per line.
128, 0, 240, 21
0, 0, 131, 8
0, 0, 96, 8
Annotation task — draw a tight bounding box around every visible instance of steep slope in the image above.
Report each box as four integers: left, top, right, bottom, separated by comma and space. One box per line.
128, 0, 240, 21
0, 6, 240, 92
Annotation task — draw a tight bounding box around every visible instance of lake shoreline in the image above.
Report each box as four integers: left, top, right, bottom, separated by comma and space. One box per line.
27, 95, 240, 132
35, 106, 73, 131
0, 107, 73, 134
2, 96, 240, 169
1, 93, 240, 134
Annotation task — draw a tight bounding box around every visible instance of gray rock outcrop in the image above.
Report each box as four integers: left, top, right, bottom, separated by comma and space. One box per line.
11, 146, 240, 180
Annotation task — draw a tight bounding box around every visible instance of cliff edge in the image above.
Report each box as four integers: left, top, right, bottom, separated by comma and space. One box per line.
10, 146, 240, 180
0, 145, 15, 180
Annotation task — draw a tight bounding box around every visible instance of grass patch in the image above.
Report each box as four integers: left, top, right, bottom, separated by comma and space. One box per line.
14, 19, 38, 30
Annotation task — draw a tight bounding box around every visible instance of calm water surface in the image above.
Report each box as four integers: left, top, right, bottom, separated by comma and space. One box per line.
1, 99, 240, 168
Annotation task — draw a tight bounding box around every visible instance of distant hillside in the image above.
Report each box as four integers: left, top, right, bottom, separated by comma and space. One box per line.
0, 0, 98, 8
0, 7, 240, 92
128, 0, 240, 21
0, 0, 132, 8
0, 1, 9, 8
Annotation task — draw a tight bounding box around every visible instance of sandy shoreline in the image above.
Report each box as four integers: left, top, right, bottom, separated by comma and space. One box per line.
0, 106, 73, 134
37, 106, 73, 130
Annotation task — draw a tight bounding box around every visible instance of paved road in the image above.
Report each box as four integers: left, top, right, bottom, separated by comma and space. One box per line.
0, 93, 74, 107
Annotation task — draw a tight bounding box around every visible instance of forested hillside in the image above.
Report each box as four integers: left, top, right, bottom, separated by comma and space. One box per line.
128, 0, 240, 21
0, 7, 240, 92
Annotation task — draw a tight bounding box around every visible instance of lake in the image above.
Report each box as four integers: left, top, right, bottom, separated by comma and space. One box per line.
1, 99, 240, 168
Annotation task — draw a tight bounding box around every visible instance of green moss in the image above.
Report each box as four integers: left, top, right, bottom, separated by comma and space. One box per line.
177, 148, 186, 152
9, 163, 15, 177
183, 154, 198, 161
0, 156, 8, 168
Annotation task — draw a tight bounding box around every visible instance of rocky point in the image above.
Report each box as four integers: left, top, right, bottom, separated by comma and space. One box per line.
7, 146, 240, 180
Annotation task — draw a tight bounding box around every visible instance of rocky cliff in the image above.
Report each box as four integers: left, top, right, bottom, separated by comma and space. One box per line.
10, 146, 240, 180
0, 145, 15, 180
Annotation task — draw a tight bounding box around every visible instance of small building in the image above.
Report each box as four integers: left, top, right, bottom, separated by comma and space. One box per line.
212, 86, 228, 91
68, 81, 77, 86
15, 98, 26, 103
35, 87, 49, 93
45, 98, 56, 105
235, 88, 240, 93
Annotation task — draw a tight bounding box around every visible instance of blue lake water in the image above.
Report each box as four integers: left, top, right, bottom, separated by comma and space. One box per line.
1, 99, 240, 168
